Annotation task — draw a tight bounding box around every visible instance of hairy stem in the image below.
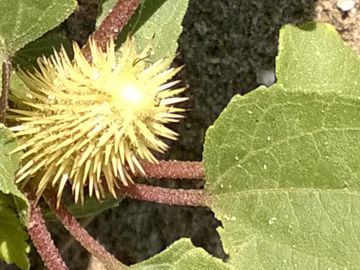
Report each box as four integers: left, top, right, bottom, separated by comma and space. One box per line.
82, 0, 140, 58
27, 195, 69, 270
139, 160, 204, 180
0, 59, 11, 123
120, 184, 207, 207
44, 191, 128, 270
59, 217, 94, 257
125, 161, 207, 206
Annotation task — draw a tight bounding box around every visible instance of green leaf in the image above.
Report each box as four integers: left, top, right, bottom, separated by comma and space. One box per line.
204, 22, 360, 269
0, 125, 29, 269
0, 0, 77, 56
98, 0, 189, 61
0, 193, 29, 270
131, 239, 232, 270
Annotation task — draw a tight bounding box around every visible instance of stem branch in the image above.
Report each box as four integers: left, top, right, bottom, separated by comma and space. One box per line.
0, 59, 11, 123
139, 160, 204, 180
27, 195, 69, 270
120, 184, 207, 207
44, 191, 128, 270
82, 0, 140, 58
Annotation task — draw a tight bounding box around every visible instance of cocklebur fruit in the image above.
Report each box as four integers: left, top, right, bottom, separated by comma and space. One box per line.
9, 37, 186, 206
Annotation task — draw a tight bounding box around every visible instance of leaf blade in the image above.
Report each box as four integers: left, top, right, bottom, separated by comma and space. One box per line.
0, 0, 77, 56
204, 22, 360, 269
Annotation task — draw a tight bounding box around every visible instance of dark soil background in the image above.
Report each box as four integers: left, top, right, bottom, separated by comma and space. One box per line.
2, 0, 360, 269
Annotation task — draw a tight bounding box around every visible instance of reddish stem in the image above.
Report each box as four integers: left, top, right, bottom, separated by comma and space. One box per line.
0, 59, 10, 123
82, 0, 140, 58
139, 160, 204, 180
125, 161, 207, 206
44, 192, 128, 270
120, 184, 207, 207
27, 196, 69, 270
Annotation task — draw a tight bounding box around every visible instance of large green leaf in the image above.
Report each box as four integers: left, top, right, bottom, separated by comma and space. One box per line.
204, 22, 360, 269
0, 0, 77, 56
131, 239, 232, 270
0, 125, 29, 269
98, 0, 189, 61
